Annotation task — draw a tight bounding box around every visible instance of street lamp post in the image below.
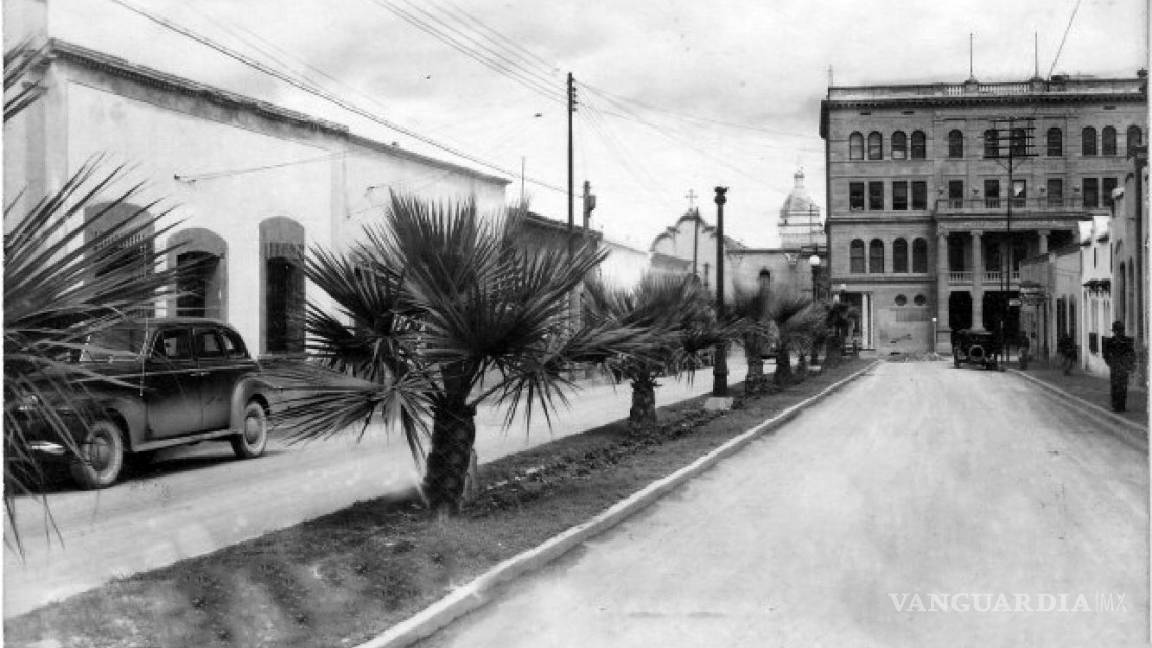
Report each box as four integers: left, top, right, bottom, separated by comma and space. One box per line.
808, 253, 821, 301
712, 186, 729, 397
809, 253, 821, 365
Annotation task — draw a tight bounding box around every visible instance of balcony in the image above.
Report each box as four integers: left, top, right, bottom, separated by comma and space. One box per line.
947, 270, 1021, 286
936, 197, 1101, 211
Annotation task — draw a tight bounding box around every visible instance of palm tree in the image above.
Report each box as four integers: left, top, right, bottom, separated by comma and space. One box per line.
4, 161, 184, 548
270, 194, 644, 516
821, 300, 861, 368
767, 292, 824, 386
582, 273, 724, 430
728, 287, 773, 394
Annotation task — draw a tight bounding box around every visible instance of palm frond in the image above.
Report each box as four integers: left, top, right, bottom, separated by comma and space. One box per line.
4, 161, 184, 552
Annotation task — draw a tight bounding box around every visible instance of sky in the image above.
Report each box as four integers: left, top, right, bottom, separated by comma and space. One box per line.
35, 0, 1152, 249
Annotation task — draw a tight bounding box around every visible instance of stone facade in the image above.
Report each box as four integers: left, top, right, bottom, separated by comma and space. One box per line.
820, 73, 1147, 354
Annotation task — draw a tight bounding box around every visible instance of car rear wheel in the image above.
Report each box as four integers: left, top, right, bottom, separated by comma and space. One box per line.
231, 401, 268, 459
69, 420, 125, 489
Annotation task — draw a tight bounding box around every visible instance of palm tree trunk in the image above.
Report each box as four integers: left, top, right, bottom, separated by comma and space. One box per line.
422, 365, 478, 516
774, 343, 792, 386
629, 375, 658, 431
743, 338, 766, 394
422, 399, 477, 516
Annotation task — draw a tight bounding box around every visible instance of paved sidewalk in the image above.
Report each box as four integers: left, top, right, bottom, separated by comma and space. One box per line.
1017, 360, 1149, 432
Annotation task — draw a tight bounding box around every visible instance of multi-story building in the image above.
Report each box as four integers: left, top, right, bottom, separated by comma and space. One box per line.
820, 72, 1147, 353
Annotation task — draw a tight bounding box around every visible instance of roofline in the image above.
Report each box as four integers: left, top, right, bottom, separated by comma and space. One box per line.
46, 39, 511, 187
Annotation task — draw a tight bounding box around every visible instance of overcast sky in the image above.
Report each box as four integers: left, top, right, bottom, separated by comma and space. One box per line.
43, 0, 1151, 249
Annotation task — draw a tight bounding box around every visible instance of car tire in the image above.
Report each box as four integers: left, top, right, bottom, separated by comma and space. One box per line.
231, 400, 268, 459
69, 420, 125, 490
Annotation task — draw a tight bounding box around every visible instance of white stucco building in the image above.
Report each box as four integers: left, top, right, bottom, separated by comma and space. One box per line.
4, 27, 508, 355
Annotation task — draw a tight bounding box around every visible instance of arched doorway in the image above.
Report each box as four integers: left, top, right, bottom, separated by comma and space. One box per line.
168, 228, 227, 319
84, 202, 156, 318
259, 217, 306, 354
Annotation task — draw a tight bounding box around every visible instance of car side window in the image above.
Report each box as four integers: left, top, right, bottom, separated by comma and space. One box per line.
195, 330, 226, 359
152, 329, 192, 360
220, 329, 250, 359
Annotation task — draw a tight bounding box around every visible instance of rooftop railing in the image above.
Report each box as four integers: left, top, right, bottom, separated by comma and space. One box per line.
828, 77, 1145, 101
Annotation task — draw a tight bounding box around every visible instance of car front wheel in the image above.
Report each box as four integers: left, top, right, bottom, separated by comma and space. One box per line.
231, 400, 268, 459
69, 420, 125, 489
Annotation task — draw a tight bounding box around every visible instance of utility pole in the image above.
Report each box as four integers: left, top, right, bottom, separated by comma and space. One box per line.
712, 186, 729, 397
567, 72, 576, 256
990, 116, 1036, 368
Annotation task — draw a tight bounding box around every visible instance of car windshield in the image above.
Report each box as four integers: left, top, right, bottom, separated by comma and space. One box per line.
76, 327, 148, 362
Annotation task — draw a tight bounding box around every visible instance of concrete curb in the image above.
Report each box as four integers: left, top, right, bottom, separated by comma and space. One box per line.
356, 360, 881, 648
1008, 368, 1148, 450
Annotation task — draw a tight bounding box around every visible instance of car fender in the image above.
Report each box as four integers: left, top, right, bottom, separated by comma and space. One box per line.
229, 374, 276, 432
98, 395, 148, 450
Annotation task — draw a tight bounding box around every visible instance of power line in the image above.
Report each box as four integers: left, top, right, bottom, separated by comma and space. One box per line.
367, 0, 563, 105
429, 0, 560, 76
579, 81, 816, 140
105, 0, 568, 194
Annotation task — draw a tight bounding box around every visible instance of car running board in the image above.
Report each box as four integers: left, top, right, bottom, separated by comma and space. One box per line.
134, 428, 236, 452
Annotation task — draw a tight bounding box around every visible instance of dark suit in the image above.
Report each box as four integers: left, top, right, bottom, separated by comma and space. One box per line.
1103, 334, 1135, 412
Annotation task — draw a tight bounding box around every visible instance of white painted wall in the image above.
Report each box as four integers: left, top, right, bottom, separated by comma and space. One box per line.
597, 239, 648, 289
65, 80, 335, 350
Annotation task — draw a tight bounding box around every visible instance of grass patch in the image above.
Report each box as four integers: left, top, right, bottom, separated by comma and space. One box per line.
6, 359, 870, 648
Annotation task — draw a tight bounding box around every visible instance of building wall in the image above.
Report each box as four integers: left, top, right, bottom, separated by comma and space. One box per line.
5, 42, 508, 355
1080, 217, 1112, 375
598, 238, 648, 289
1109, 161, 1149, 382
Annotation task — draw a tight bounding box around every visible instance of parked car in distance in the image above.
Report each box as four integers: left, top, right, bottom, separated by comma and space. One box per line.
12, 318, 274, 489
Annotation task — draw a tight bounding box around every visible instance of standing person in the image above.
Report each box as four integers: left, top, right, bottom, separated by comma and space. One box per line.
1102, 321, 1136, 412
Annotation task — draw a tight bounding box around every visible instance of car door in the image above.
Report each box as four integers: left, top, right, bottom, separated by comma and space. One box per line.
193, 326, 248, 430
144, 326, 203, 438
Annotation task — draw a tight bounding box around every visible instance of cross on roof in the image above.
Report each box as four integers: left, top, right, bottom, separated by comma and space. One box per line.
685, 189, 697, 210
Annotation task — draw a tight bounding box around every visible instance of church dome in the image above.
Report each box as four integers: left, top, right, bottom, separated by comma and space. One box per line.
780, 169, 817, 215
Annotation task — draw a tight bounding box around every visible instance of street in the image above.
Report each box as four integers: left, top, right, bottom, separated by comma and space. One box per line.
421, 361, 1149, 647
3, 364, 743, 618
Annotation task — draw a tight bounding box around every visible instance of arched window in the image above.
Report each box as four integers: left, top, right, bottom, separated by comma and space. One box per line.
892, 131, 907, 159
1102, 126, 1117, 156
892, 238, 909, 272
84, 202, 157, 318
849, 239, 865, 273
849, 132, 864, 160
867, 132, 883, 160
912, 238, 928, 273
168, 228, 228, 319
947, 130, 963, 158
868, 239, 884, 274
260, 217, 306, 354
983, 129, 999, 158
1127, 125, 1143, 156
1047, 127, 1062, 156
1082, 127, 1097, 156
910, 131, 926, 159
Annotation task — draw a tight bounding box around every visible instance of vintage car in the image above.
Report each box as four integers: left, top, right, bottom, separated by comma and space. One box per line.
951, 329, 1003, 370
12, 318, 275, 489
